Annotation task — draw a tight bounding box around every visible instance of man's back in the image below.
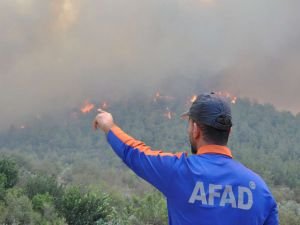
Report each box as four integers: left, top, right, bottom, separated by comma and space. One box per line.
105, 126, 278, 225
165, 150, 278, 225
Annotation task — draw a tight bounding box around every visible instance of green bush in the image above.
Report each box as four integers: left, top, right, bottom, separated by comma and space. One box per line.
0, 158, 18, 189
3, 188, 35, 225
25, 175, 63, 204
59, 186, 115, 225
121, 191, 168, 225
32, 193, 54, 213
0, 174, 7, 200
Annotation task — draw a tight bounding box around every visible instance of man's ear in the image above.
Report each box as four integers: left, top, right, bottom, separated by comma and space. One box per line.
192, 122, 201, 139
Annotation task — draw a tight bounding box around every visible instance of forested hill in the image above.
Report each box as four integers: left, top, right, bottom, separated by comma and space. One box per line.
1, 95, 299, 188
0, 94, 300, 224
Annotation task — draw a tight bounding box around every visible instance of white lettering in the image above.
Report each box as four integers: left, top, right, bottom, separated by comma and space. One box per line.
208, 184, 222, 205
189, 182, 254, 210
220, 185, 236, 208
238, 186, 253, 210
188, 182, 207, 204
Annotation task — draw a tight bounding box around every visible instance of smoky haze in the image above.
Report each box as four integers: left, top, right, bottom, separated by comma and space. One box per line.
1, 0, 299, 128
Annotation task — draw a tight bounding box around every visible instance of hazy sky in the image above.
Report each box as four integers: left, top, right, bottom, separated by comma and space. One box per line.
1, 0, 299, 128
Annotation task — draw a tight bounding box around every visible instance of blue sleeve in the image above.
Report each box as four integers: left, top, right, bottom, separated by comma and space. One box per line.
264, 201, 279, 225
106, 126, 185, 196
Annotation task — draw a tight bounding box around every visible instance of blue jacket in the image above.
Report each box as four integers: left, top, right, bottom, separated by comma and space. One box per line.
107, 125, 279, 225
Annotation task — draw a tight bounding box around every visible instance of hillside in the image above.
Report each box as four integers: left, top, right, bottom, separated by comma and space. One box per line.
0, 93, 300, 224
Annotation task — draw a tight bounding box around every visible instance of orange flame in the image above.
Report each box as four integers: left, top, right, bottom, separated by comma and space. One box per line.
215, 91, 238, 105
164, 107, 174, 120
153, 92, 174, 102
153, 92, 160, 102
231, 97, 237, 104
190, 95, 197, 103
80, 101, 95, 114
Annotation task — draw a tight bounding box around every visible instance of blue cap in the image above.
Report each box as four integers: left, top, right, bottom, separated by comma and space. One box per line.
182, 92, 232, 130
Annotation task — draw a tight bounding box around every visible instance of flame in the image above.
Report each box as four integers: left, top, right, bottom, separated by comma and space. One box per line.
190, 95, 197, 103
164, 107, 174, 120
231, 97, 237, 104
215, 91, 238, 105
20, 125, 26, 129
153, 92, 161, 102
80, 101, 95, 114
153, 92, 174, 102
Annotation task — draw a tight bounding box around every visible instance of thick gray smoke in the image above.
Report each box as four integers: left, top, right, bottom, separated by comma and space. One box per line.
1, 0, 299, 128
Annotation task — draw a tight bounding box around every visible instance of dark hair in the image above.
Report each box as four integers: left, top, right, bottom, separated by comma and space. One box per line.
195, 121, 230, 145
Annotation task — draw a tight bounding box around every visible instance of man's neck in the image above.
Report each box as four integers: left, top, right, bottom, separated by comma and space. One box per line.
196, 144, 232, 158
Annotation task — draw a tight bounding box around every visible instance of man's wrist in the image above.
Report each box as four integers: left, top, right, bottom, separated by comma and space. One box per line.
103, 123, 115, 134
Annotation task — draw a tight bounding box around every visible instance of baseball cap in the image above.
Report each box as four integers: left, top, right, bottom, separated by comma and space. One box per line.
181, 92, 232, 130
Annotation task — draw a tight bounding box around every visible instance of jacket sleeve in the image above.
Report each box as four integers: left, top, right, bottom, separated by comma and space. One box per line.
106, 125, 186, 196
263, 200, 279, 225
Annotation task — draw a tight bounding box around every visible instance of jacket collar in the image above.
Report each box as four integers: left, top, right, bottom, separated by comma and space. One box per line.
196, 145, 233, 158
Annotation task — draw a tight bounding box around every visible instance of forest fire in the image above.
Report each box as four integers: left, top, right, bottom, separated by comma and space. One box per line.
80, 101, 95, 114
190, 95, 197, 103
186, 92, 237, 108
154, 92, 160, 102
215, 92, 238, 104
231, 97, 237, 104
153, 92, 174, 102
164, 107, 175, 120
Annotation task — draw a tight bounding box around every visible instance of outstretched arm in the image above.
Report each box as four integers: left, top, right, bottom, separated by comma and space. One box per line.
93, 109, 185, 196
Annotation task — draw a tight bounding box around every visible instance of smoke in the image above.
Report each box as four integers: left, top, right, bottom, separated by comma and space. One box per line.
0, 0, 299, 128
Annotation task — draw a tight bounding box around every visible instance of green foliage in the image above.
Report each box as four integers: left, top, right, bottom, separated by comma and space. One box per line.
125, 191, 168, 225
0, 174, 7, 199
59, 186, 114, 225
32, 193, 66, 225
25, 174, 63, 202
279, 200, 300, 225
2, 188, 35, 225
0, 158, 18, 189
0, 201, 7, 224
32, 193, 54, 213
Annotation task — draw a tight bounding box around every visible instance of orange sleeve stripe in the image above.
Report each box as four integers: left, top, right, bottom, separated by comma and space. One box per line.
110, 125, 185, 158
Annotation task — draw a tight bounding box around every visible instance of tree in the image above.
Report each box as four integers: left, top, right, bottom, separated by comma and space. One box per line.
59, 186, 114, 225
0, 174, 7, 200
24, 175, 63, 203
32, 193, 66, 225
0, 158, 18, 189
126, 191, 168, 225
3, 188, 35, 225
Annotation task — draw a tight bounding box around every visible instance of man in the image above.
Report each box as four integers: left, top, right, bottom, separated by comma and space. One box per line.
93, 92, 279, 225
